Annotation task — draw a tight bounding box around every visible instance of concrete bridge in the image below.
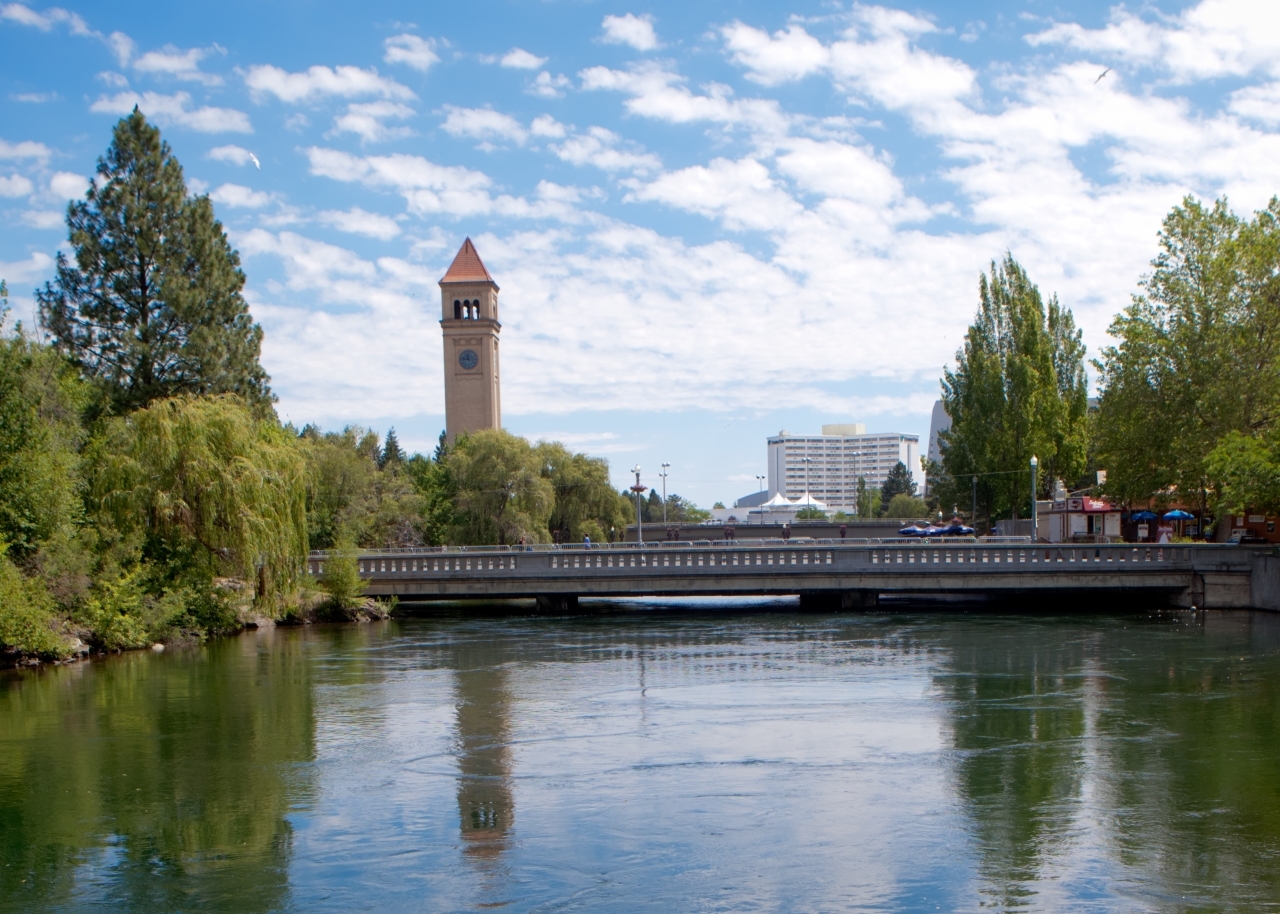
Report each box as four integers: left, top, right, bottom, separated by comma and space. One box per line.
307, 540, 1280, 612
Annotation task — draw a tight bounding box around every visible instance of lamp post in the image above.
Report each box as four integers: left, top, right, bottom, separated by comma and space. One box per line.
660, 463, 670, 524
972, 475, 978, 527
630, 465, 646, 546
756, 474, 765, 525
802, 456, 812, 497
1030, 456, 1039, 541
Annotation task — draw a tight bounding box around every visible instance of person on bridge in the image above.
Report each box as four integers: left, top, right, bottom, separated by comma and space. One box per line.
583, 534, 592, 548
840, 524, 847, 540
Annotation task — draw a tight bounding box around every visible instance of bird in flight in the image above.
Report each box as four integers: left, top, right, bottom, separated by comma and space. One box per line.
1094, 67, 1111, 84
249, 152, 261, 169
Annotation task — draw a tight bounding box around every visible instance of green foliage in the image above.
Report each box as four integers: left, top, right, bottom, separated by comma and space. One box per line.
378, 427, 404, 469
36, 109, 271, 414
941, 254, 1089, 527
1096, 196, 1280, 515
795, 506, 826, 520
91, 395, 308, 608
318, 534, 366, 615
1206, 430, 1280, 517
0, 542, 67, 659
879, 461, 917, 505
0, 302, 89, 560
885, 494, 929, 518
537, 440, 629, 541
448, 429, 554, 544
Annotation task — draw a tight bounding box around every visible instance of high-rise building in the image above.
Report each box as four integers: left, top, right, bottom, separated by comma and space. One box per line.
766, 425, 922, 512
440, 238, 501, 444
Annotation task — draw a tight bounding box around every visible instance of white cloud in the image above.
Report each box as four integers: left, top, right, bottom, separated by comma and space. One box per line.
530, 115, 565, 138
0, 138, 49, 160
90, 91, 252, 133
553, 126, 660, 174
48, 171, 86, 199
132, 44, 223, 85
721, 22, 829, 85
601, 13, 659, 52
11, 91, 55, 102
440, 105, 527, 145
1027, 0, 1280, 82
1231, 81, 1280, 126
529, 71, 571, 99
315, 207, 401, 240
21, 210, 62, 229
629, 157, 801, 230
96, 70, 129, 88
501, 48, 546, 70
0, 251, 54, 282
383, 34, 439, 72
209, 182, 272, 208
244, 64, 414, 104
0, 3, 90, 35
0, 173, 33, 196
208, 144, 256, 166
330, 101, 415, 143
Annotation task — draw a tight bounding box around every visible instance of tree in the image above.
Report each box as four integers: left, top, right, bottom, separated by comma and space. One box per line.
879, 462, 917, 504
92, 395, 308, 606
379, 427, 404, 470
885, 494, 928, 518
447, 429, 553, 545
941, 254, 1088, 527
1096, 196, 1280, 516
37, 109, 271, 414
536, 440, 629, 543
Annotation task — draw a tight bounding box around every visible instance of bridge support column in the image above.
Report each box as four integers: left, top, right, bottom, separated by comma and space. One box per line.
799, 590, 878, 611
535, 594, 579, 614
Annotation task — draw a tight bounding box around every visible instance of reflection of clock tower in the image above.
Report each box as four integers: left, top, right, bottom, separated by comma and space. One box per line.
440, 238, 501, 445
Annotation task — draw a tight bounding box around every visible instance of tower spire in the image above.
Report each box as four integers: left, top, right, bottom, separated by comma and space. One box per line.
441, 237, 497, 286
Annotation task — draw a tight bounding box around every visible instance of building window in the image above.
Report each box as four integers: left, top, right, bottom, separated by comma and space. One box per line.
454, 300, 461, 319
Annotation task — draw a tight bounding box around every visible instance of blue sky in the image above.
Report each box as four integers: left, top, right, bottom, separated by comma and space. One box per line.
2, 0, 1279, 507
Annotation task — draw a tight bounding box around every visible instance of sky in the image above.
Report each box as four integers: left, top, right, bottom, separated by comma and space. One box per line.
2, 0, 1279, 507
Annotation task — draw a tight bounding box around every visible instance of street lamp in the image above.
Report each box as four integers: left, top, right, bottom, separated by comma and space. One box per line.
660, 463, 670, 525
630, 465, 647, 546
1030, 455, 1039, 541
802, 456, 812, 498
756, 474, 765, 525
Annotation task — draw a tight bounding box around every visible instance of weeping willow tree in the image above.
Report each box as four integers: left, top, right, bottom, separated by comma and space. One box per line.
91, 395, 308, 606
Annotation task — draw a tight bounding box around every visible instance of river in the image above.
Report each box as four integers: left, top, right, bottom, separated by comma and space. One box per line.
3, 602, 1279, 912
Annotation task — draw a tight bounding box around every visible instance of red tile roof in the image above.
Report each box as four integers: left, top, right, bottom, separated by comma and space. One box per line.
440, 237, 496, 284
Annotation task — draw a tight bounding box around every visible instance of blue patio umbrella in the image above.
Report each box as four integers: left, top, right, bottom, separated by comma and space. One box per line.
1131, 510, 1158, 521
1163, 509, 1195, 520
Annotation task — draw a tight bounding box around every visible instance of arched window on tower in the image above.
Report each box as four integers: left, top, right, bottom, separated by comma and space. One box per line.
454, 300, 461, 320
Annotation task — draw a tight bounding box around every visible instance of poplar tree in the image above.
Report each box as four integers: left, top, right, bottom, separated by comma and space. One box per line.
940, 255, 1089, 525
37, 109, 271, 414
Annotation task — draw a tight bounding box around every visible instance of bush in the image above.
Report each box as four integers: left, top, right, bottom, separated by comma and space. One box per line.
0, 543, 68, 659
319, 536, 366, 613
885, 494, 929, 518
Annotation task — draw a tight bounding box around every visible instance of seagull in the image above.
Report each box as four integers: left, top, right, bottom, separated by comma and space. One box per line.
249, 151, 261, 170
1094, 67, 1111, 85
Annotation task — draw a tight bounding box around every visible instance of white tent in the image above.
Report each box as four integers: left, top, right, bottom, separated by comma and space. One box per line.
790, 492, 828, 510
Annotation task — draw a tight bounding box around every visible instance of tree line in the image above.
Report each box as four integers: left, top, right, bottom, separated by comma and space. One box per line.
932, 196, 1280, 533
0, 111, 634, 662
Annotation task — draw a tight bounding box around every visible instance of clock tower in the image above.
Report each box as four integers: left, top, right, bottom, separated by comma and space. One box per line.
440, 237, 501, 445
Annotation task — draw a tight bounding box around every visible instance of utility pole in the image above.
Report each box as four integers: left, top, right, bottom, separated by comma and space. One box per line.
630, 465, 646, 546
756, 474, 765, 525
972, 475, 978, 529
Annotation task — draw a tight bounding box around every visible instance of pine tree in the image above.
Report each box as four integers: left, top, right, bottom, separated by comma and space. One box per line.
37, 109, 271, 414
879, 461, 917, 504
379, 427, 404, 469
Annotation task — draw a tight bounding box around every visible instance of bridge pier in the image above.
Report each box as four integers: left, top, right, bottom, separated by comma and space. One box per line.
799, 590, 879, 611
535, 594, 579, 614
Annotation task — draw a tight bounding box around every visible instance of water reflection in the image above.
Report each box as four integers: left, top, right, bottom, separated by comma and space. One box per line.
452, 655, 515, 866
0, 630, 316, 914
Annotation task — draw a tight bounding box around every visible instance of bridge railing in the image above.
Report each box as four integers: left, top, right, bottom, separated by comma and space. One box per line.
303, 541, 1242, 580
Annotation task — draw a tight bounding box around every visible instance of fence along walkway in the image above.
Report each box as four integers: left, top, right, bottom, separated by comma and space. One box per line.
302, 540, 1262, 608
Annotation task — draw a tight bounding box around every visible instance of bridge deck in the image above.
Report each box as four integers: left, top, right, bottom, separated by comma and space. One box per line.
307, 540, 1268, 609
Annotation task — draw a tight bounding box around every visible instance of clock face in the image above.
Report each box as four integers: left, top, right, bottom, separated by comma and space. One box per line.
458, 349, 479, 370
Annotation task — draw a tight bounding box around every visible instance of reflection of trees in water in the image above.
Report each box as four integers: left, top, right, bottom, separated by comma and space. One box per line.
937, 614, 1280, 909
1090, 612, 1280, 906
0, 631, 316, 914
934, 624, 1090, 908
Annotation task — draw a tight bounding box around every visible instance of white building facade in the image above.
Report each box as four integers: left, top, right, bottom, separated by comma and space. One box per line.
766, 425, 923, 514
